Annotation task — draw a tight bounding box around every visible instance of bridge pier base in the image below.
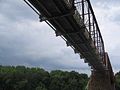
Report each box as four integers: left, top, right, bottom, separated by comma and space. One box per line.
87, 71, 113, 90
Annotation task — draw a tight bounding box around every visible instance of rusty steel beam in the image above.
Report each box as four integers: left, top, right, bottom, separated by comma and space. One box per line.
24, 0, 113, 72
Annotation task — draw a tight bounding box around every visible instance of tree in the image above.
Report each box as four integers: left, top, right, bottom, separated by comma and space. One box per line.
0, 65, 89, 90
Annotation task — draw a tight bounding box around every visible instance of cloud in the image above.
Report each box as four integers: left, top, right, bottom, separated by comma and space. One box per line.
0, 0, 90, 74
91, 0, 120, 73
0, 0, 120, 74
91, 0, 120, 5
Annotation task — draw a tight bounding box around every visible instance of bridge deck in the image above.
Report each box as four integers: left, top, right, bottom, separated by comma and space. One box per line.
27, 0, 106, 71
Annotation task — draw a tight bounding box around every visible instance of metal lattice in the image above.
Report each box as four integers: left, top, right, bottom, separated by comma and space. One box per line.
24, 0, 107, 70
75, 0, 105, 62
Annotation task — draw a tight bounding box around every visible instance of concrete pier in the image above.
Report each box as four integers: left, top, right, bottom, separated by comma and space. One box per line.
87, 71, 113, 90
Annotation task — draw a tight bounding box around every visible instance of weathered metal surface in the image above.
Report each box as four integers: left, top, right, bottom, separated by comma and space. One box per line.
24, 0, 107, 71
24, 0, 115, 89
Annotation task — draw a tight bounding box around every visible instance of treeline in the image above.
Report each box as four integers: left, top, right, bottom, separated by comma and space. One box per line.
115, 72, 120, 90
0, 65, 88, 90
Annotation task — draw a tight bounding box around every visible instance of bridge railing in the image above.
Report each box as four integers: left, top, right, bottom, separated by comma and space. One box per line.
74, 0, 105, 62
24, 0, 106, 69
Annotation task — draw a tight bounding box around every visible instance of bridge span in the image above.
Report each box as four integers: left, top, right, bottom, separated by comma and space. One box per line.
24, 0, 115, 90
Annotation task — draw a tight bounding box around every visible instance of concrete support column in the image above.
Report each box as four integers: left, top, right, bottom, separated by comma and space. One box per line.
87, 71, 112, 90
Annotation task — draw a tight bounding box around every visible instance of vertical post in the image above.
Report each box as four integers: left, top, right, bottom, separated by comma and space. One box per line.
93, 20, 96, 45
96, 31, 99, 49
82, 0, 84, 23
88, 3, 91, 35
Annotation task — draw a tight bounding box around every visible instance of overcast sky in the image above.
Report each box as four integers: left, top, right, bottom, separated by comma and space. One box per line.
0, 0, 120, 74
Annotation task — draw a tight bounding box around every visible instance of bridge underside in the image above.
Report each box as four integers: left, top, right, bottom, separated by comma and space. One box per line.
24, 0, 115, 90
27, 0, 105, 71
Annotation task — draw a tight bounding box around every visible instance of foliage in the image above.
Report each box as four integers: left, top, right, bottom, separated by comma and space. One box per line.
0, 65, 88, 90
115, 72, 120, 90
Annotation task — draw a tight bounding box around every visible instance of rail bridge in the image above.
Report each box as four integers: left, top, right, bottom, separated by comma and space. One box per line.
24, 0, 115, 90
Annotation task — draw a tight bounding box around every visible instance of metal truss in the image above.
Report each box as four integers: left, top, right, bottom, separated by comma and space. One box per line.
75, 0, 105, 63
24, 0, 106, 69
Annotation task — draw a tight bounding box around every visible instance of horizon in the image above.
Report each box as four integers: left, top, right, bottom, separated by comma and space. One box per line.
0, 0, 120, 75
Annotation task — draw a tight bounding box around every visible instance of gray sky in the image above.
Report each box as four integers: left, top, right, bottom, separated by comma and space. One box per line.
0, 0, 120, 74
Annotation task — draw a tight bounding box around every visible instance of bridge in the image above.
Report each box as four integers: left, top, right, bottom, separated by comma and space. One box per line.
24, 0, 115, 90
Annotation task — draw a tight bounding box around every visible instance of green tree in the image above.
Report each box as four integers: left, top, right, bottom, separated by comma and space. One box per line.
0, 65, 89, 90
